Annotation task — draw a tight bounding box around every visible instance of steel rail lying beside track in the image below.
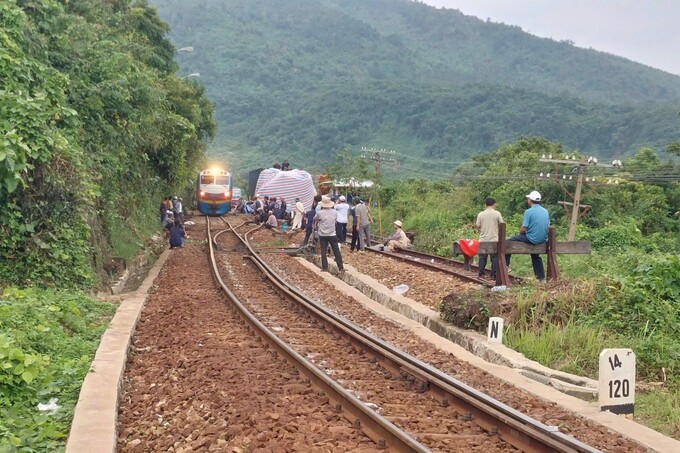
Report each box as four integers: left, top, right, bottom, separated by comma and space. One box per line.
222, 218, 600, 453
366, 246, 524, 286
206, 217, 428, 452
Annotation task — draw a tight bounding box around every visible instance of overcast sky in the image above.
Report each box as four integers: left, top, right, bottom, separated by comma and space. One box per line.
420, 0, 680, 76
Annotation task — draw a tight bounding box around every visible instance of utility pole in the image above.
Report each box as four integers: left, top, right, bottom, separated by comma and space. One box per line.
360, 147, 399, 237
539, 154, 622, 241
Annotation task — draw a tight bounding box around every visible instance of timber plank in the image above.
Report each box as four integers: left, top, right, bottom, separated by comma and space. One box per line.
453, 241, 591, 255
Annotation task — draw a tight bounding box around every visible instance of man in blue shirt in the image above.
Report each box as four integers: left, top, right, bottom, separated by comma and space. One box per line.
505, 190, 550, 281
302, 208, 317, 246
169, 220, 187, 249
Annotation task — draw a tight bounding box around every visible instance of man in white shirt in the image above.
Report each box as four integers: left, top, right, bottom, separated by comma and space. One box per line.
292, 197, 304, 230
334, 195, 350, 243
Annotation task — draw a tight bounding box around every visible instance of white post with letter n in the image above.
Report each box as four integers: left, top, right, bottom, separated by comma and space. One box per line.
487, 317, 503, 344
599, 348, 635, 414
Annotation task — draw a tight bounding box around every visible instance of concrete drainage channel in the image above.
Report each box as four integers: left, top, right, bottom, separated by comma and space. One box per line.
303, 253, 598, 401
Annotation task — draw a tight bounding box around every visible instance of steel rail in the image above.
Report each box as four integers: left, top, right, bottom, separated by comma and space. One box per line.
367, 247, 493, 286
382, 247, 524, 283
366, 247, 524, 286
367, 233, 524, 284
224, 217, 601, 453
206, 217, 428, 452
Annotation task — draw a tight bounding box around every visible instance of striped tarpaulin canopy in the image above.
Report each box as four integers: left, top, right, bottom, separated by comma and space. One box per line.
255, 168, 317, 211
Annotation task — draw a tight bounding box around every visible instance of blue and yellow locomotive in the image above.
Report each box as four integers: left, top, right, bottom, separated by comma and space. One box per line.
196, 168, 233, 216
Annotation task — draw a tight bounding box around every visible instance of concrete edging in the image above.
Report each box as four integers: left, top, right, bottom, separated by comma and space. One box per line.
65, 249, 171, 453
305, 254, 597, 399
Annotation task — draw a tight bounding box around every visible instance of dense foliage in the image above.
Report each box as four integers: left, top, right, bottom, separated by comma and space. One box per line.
0, 288, 116, 451
152, 0, 680, 175
0, 0, 215, 287
1, 1, 215, 449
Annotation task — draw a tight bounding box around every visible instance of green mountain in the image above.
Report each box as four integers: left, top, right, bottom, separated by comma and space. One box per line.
152, 0, 680, 177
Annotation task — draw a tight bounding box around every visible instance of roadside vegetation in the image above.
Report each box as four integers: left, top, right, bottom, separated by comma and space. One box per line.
1, 1, 214, 450
371, 138, 680, 438
0, 289, 116, 451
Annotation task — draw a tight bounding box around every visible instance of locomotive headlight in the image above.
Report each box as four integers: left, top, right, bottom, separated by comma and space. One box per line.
225, 191, 230, 196
200, 191, 205, 196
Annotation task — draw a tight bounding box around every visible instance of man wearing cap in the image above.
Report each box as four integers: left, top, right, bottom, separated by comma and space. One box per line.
292, 197, 304, 230
175, 196, 184, 221
383, 220, 411, 252
169, 220, 187, 249
313, 196, 344, 272
265, 210, 278, 229
334, 195, 350, 244
475, 197, 503, 280
506, 190, 550, 281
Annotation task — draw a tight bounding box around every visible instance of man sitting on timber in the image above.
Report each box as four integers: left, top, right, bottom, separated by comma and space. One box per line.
505, 191, 549, 282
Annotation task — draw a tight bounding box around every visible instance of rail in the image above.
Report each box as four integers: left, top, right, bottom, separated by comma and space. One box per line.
220, 217, 601, 453
206, 217, 428, 451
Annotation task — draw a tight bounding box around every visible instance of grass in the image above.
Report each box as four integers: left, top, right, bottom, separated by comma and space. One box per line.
636, 389, 680, 439
0, 288, 117, 451
504, 320, 610, 378
109, 196, 162, 260
373, 172, 680, 439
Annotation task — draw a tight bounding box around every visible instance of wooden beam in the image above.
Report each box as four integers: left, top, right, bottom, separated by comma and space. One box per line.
496, 223, 510, 287
547, 227, 559, 280
454, 241, 591, 256
557, 201, 592, 208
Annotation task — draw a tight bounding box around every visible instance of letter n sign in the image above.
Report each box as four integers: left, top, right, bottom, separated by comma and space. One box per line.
487, 317, 503, 344
599, 349, 635, 414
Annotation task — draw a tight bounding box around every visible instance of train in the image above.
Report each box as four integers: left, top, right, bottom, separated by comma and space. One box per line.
196, 168, 233, 216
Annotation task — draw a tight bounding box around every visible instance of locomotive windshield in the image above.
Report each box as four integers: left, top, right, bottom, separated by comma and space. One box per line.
215, 175, 230, 186
200, 174, 230, 186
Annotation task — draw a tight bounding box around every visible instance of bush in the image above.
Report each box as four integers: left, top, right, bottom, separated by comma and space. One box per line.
587, 220, 643, 250
592, 255, 680, 335
0, 288, 116, 451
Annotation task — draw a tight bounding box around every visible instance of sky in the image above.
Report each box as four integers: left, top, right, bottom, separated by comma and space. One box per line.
420, 0, 680, 76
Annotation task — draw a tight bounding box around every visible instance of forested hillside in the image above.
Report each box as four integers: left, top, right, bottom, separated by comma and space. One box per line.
152, 0, 680, 176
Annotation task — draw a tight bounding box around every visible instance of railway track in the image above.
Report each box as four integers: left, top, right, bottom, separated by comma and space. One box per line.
209, 216, 600, 452
366, 246, 524, 286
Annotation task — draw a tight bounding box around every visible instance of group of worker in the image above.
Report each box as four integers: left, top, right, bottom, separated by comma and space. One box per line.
301, 194, 412, 273
305, 189, 550, 281
246, 189, 549, 280
160, 196, 187, 249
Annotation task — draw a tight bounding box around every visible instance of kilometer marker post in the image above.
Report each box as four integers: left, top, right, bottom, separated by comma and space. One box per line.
599, 348, 635, 414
